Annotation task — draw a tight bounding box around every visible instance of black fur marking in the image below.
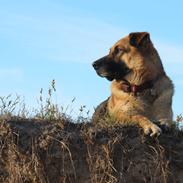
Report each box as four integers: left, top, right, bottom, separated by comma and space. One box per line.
92, 55, 131, 81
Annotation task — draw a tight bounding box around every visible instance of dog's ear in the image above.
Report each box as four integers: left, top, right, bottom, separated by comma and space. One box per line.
129, 32, 150, 48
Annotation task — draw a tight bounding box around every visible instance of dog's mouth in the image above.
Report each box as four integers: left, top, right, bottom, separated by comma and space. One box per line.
96, 72, 115, 81
106, 76, 115, 81
97, 70, 130, 81
93, 56, 131, 81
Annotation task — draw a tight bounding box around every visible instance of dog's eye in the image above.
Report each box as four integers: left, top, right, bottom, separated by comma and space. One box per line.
114, 46, 125, 56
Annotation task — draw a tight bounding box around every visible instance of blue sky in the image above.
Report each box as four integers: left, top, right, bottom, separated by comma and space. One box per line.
0, 0, 183, 118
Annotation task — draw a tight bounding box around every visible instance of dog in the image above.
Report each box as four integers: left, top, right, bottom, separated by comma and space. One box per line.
92, 32, 174, 136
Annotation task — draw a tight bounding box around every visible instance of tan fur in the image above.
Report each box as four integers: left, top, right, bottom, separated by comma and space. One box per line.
93, 32, 174, 136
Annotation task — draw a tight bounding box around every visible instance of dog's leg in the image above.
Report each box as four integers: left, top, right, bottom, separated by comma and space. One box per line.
131, 115, 162, 136
152, 88, 173, 128
92, 99, 109, 124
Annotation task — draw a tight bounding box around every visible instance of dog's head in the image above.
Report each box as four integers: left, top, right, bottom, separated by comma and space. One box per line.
92, 32, 163, 83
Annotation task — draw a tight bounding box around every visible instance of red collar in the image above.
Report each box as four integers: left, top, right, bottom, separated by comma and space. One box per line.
121, 80, 154, 95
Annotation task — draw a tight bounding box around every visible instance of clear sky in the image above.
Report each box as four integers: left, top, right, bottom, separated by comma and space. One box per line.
0, 0, 183, 118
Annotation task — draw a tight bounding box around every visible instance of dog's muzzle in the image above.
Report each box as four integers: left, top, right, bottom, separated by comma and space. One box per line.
92, 56, 107, 70
92, 61, 99, 70
92, 55, 131, 81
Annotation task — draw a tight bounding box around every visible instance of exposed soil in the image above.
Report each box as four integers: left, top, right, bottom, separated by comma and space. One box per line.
0, 117, 183, 183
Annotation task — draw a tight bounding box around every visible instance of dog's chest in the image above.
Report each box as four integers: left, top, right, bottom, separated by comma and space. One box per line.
137, 88, 157, 104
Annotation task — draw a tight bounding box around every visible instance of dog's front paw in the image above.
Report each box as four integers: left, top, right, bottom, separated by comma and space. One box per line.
158, 119, 172, 132
143, 124, 162, 137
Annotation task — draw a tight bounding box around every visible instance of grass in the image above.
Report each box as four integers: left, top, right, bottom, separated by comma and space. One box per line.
0, 79, 182, 127
0, 79, 91, 122
0, 80, 183, 183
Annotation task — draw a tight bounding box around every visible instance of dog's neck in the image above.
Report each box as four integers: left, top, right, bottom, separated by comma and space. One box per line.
123, 69, 157, 85
123, 56, 165, 86
119, 80, 153, 96
111, 73, 165, 97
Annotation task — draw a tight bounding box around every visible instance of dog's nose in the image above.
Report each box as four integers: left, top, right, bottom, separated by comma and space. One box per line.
92, 61, 99, 69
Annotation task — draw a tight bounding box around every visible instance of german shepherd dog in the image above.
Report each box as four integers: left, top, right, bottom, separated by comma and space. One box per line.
92, 32, 174, 136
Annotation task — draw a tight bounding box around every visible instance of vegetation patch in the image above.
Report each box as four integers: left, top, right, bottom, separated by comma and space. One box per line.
0, 80, 183, 183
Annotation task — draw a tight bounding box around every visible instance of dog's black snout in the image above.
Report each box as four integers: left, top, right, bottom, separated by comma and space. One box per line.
92, 61, 99, 70
93, 56, 108, 70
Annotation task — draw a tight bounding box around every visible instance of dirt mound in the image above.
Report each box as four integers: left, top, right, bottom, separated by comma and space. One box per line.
0, 117, 183, 183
